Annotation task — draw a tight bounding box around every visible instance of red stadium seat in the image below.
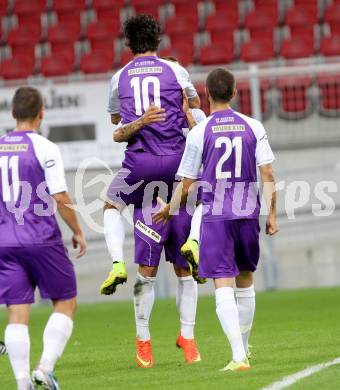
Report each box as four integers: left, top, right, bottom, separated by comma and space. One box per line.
119, 49, 133, 67
165, 14, 198, 36
7, 25, 41, 57
92, 0, 121, 22
276, 76, 313, 119
133, 4, 160, 18
245, 10, 277, 41
86, 20, 119, 52
80, 50, 114, 74
236, 79, 272, 119
320, 36, 340, 57
0, 0, 8, 17
0, 55, 35, 79
324, 3, 340, 36
47, 23, 79, 55
200, 43, 234, 65
285, 6, 318, 38
205, 11, 239, 33
14, 0, 46, 27
93, 0, 124, 7
240, 40, 275, 62
160, 43, 195, 67
41, 53, 74, 77
131, 0, 163, 4
280, 37, 314, 59
253, 0, 278, 19
52, 0, 85, 31
293, 0, 318, 16
209, 30, 235, 49
172, 0, 199, 16
317, 74, 340, 116
167, 34, 195, 54
194, 83, 209, 114
212, 0, 238, 15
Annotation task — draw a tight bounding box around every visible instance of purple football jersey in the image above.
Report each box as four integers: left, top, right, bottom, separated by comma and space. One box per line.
177, 108, 275, 221
108, 56, 198, 156
0, 131, 65, 247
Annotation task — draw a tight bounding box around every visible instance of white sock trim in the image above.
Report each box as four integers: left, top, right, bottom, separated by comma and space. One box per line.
189, 203, 203, 242
134, 273, 155, 341
40, 312, 73, 372
103, 208, 125, 262
215, 287, 235, 305
177, 276, 197, 339
235, 285, 255, 298
136, 272, 156, 283
178, 275, 194, 282
5, 324, 30, 381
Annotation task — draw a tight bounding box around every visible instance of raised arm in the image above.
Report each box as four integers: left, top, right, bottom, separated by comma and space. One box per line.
113, 104, 166, 143
259, 163, 279, 235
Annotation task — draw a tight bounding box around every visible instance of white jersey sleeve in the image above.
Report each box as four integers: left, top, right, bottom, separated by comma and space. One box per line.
158, 59, 198, 99
190, 108, 207, 124
177, 118, 210, 179
107, 68, 124, 114
234, 111, 275, 166
28, 133, 68, 195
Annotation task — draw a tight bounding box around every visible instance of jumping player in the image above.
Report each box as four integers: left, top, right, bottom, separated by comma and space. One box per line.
0, 87, 87, 389
99, 15, 201, 367
100, 14, 200, 295
154, 68, 279, 371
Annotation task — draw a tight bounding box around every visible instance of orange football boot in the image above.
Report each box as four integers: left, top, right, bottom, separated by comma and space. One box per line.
135, 337, 154, 368
176, 334, 201, 363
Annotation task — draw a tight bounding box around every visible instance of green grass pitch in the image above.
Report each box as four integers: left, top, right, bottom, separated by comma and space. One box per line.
1, 288, 340, 389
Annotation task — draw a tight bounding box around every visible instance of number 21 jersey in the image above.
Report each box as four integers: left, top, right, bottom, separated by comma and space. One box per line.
177, 108, 275, 221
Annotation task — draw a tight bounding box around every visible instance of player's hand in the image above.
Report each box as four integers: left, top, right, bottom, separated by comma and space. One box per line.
142, 104, 166, 125
182, 89, 189, 113
266, 216, 279, 235
72, 232, 87, 258
152, 197, 172, 225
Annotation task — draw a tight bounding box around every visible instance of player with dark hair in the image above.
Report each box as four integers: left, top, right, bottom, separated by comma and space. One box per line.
154, 68, 278, 371
0, 86, 87, 389
100, 15, 201, 368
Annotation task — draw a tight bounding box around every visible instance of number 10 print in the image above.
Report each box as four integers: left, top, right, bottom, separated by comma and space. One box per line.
131, 76, 161, 115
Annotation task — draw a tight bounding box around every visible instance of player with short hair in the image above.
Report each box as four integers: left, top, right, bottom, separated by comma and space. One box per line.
154, 68, 279, 371
100, 15, 201, 367
0, 86, 87, 389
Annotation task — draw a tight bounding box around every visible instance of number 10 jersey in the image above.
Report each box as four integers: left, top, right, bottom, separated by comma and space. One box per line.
107, 55, 198, 156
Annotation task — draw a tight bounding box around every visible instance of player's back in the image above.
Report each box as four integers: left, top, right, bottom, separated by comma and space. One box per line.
108, 56, 196, 156
0, 130, 64, 247
200, 108, 273, 221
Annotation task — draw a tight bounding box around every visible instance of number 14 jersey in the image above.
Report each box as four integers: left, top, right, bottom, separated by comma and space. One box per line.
177, 108, 275, 221
107, 56, 198, 156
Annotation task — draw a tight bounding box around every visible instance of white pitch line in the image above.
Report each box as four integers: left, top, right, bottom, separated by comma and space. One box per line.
261, 357, 340, 390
